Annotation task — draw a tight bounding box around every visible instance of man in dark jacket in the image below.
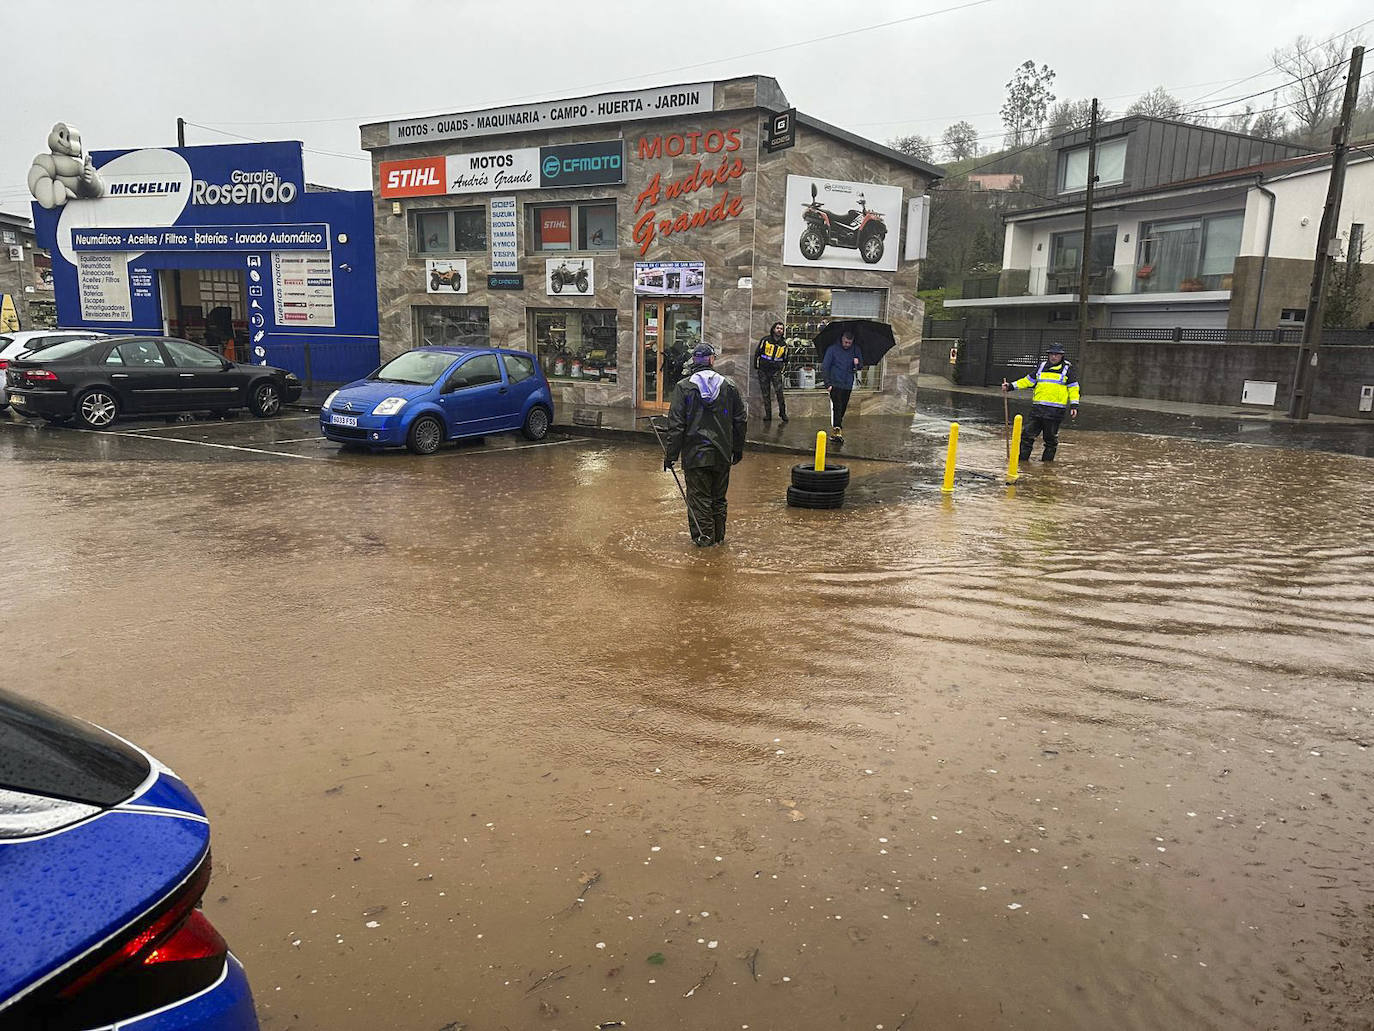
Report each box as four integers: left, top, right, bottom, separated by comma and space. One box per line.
820, 331, 863, 443
663, 343, 747, 547
752, 321, 789, 423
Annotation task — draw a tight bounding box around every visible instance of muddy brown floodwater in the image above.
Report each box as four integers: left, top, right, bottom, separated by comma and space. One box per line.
2, 422, 1373, 1031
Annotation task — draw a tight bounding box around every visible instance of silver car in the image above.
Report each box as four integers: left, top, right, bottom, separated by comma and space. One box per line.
0, 330, 105, 410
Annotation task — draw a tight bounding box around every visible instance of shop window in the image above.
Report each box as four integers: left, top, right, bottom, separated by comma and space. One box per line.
413, 305, 491, 348
782, 286, 886, 390
529, 202, 617, 253
411, 207, 487, 255
532, 309, 618, 382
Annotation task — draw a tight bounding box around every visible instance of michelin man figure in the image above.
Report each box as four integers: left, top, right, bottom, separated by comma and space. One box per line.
28, 123, 105, 210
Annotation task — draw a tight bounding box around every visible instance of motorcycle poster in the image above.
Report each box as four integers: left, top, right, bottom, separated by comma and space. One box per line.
426, 259, 468, 294
545, 257, 593, 296
782, 175, 903, 272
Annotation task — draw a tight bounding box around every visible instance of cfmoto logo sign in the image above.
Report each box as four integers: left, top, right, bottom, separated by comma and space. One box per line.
542, 155, 561, 179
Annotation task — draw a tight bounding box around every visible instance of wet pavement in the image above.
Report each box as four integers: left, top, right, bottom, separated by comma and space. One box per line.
2, 407, 1373, 1030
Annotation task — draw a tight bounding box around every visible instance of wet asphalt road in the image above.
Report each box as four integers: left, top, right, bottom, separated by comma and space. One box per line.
2, 406, 1372, 1031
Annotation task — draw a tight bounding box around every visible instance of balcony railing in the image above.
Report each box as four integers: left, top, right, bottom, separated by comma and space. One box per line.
959, 264, 1240, 299
1026, 265, 1129, 296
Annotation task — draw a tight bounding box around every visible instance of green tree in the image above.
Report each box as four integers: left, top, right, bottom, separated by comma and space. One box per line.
941, 120, 980, 160
1001, 61, 1057, 148
1324, 229, 1366, 329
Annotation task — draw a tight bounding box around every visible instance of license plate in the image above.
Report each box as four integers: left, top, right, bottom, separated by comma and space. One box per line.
330, 414, 358, 427
8, 393, 22, 405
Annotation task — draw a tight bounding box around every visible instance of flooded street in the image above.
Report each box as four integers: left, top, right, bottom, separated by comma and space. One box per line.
2, 413, 1372, 1030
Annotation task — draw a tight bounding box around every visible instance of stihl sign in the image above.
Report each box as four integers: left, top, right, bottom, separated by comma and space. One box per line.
379, 157, 446, 198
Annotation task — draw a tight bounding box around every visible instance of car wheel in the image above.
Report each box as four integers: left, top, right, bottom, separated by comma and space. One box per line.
521, 406, 551, 441
75, 388, 119, 430
860, 233, 885, 264
407, 415, 444, 455
791, 463, 849, 492
799, 226, 826, 261
250, 381, 281, 417
786, 484, 845, 509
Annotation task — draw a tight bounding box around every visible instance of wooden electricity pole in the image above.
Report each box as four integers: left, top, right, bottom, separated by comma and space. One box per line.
1075, 98, 1099, 355
1288, 45, 1364, 420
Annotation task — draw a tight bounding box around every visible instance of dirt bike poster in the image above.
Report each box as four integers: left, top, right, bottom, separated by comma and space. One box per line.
545, 258, 593, 296
426, 259, 468, 294
782, 175, 903, 273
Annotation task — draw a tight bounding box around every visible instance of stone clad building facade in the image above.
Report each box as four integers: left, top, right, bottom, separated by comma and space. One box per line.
361, 76, 941, 417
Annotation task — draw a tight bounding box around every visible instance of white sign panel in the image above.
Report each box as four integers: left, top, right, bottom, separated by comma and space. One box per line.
76, 253, 132, 322
545, 258, 593, 296
426, 259, 468, 294
634, 261, 705, 296
389, 83, 715, 145
444, 148, 539, 195
904, 195, 930, 261
489, 198, 518, 273
272, 253, 336, 328
782, 175, 903, 273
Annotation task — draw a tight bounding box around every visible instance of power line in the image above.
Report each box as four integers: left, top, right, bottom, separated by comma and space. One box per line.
182, 121, 371, 164
1184, 16, 1374, 105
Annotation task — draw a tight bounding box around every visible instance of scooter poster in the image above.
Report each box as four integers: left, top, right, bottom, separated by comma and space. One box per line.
782, 175, 903, 272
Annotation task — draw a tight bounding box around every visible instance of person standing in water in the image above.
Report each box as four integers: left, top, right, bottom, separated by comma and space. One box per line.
663, 344, 747, 547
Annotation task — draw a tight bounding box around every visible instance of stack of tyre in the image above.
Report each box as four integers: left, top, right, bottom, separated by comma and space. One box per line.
786, 462, 848, 509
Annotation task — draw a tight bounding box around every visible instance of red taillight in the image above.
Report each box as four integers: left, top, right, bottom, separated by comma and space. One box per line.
144, 910, 227, 965
25, 369, 58, 381
0, 359, 8, 370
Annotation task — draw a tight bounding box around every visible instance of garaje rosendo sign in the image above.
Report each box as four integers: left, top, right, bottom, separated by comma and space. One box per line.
632, 128, 747, 257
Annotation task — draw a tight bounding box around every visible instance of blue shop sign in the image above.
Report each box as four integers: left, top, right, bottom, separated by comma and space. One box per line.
538, 140, 624, 188
70, 223, 331, 253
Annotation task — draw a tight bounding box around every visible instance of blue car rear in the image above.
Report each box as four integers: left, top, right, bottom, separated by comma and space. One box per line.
320, 346, 554, 455
0, 689, 258, 1030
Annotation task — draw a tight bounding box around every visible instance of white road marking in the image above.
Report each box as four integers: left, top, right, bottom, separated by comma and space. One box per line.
115, 415, 317, 434
106, 431, 328, 461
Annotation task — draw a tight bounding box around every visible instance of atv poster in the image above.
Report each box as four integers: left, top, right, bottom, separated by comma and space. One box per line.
545, 258, 593, 296
426, 259, 468, 294
782, 175, 903, 272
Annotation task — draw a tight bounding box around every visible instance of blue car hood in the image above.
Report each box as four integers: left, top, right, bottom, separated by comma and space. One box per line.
0, 771, 209, 1007
332, 379, 435, 406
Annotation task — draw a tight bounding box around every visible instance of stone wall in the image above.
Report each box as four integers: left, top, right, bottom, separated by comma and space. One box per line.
1229, 255, 1374, 331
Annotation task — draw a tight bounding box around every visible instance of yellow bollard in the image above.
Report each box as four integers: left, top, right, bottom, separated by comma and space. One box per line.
815, 430, 827, 472
940, 422, 959, 493
1007, 415, 1023, 482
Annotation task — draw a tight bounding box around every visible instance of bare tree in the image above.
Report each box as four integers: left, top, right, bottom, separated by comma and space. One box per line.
1001, 60, 1057, 148
941, 120, 980, 161
1126, 87, 1193, 121
889, 134, 935, 162
1046, 98, 1108, 135
1250, 103, 1290, 140
1272, 33, 1364, 143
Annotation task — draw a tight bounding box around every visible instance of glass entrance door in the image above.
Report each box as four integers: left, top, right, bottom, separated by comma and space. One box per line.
638, 299, 703, 409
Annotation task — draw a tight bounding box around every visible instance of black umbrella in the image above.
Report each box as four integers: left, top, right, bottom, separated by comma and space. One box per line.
813, 319, 897, 368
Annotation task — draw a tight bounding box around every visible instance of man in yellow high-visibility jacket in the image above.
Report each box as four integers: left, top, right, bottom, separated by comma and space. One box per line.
1002, 343, 1079, 462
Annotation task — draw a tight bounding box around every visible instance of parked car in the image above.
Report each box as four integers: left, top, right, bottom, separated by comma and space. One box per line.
0, 687, 259, 1030
5, 336, 303, 429
321, 346, 554, 455
0, 330, 105, 411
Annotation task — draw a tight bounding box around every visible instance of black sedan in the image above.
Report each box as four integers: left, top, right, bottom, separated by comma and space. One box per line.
5, 336, 303, 429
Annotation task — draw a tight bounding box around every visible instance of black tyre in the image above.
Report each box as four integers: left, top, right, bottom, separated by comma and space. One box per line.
860, 231, 885, 264
407, 415, 444, 455
430, 274, 441, 291
521, 405, 551, 441
551, 274, 564, 294
451, 276, 462, 291
787, 485, 845, 509
791, 463, 849, 492
799, 226, 826, 261
74, 387, 119, 430
575, 272, 589, 293
249, 381, 281, 418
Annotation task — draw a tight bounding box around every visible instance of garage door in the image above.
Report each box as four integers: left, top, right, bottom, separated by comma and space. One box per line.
1108, 306, 1229, 329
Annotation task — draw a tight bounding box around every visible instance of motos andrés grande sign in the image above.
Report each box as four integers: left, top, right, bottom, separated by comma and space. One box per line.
632, 128, 747, 257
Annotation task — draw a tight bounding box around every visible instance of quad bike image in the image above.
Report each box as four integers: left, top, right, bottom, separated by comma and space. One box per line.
550, 260, 590, 294
798, 182, 887, 264
430, 264, 463, 291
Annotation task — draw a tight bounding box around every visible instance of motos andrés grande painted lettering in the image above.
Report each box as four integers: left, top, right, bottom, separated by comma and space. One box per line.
632, 130, 747, 256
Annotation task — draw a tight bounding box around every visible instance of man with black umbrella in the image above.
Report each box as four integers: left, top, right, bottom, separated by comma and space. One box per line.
820, 330, 863, 444
1002, 343, 1080, 462
662, 343, 747, 547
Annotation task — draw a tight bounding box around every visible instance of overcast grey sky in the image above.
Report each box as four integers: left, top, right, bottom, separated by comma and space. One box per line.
2, 0, 1369, 213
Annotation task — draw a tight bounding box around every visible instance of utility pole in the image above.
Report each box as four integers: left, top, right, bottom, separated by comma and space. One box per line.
1075, 98, 1099, 355
176, 117, 186, 148
1288, 45, 1364, 420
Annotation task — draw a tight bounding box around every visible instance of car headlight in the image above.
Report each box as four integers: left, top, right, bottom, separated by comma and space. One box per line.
322, 390, 339, 409
372, 397, 407, 416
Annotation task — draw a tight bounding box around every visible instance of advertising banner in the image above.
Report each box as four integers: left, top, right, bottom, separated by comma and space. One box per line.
539, 208, 572, 250
70, 223, 330, 253
380, 141, 625, 199
426, 259, 468, 294
634, 261, 705, 296
538, 140, 625, 188
389, 84, 714, 145
782, 175, 903, 273
76, 253, 132, 322
272, 253, 336, 328
545, 258, 592, 296
489, 197, 518, 272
